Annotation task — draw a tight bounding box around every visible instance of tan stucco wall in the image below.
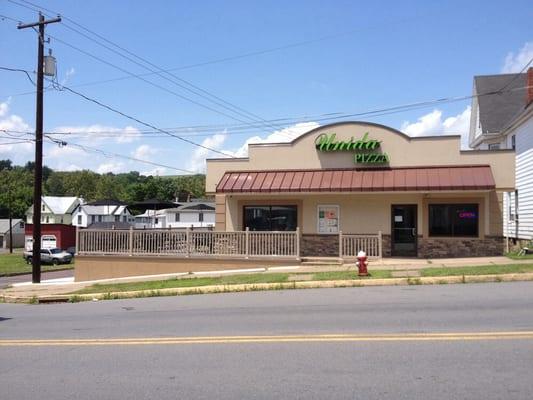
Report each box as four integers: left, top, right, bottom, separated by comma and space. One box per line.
223, 191, 494, 238
206, 122, 515, 193
75, 256, 300, 282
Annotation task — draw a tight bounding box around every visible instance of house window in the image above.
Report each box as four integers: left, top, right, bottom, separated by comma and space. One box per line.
45, 216, 49, 223
98, 215, 103, 222
91, 215, 96, 223
77, 215, 82, 225
123, 216, 127, 222
488, 143, 500, 150
199, 213, 204, 222
115, 215, 120, 222
243, 205, 297, 231
175, 213, 180, 222
19, 222, 24, 229
429, 204, 478, 237
511, 135, 516, 150
155, 218, 159, 224
42, 204, 45, 211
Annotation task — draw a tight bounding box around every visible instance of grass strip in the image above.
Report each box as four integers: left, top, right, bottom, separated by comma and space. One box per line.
0, 253, 74, 276
74, 270, 394, 295
74, 272, 291, 294
506, 251, 533, 260
421, 263, 533, 277
312, 270, 392, 280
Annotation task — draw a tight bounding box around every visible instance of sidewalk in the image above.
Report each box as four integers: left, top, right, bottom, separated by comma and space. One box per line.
1, 256, 531, 302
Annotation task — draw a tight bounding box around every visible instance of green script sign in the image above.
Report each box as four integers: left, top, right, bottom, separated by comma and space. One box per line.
315, 132, 390, 164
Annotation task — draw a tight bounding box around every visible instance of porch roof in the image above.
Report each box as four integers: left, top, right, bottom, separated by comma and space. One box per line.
215, 165, 496, 193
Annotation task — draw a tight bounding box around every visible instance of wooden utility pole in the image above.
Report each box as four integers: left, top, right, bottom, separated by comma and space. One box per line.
7, 183, 13, 254
18, 13, 61, 283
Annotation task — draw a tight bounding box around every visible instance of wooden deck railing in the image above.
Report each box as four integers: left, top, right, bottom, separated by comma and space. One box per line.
340, 231, 382, 259
78, 227, 300, 259
77, 228, 382, 260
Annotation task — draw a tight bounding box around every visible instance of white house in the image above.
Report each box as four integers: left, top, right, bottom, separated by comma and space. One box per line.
469, 68, 533, 242
72, 200, 133, 228
26, 196, 81, 225
134, 202, 215, 229
0, 219, 25, 249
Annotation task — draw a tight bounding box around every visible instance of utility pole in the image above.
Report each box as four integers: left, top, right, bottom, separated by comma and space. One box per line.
7, 183, 13, 254
18, 13, 61, 284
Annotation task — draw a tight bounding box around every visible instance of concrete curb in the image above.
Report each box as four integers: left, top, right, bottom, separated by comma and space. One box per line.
2, 272, 533, 304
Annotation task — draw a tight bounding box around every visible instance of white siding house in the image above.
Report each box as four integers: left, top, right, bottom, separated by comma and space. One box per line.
73, 203, 133, 228
502, 112, 533, 241
26, 196, 81, 225
0, 219, 25, 249
470, 68, 533, 241
133, 202, 215, 229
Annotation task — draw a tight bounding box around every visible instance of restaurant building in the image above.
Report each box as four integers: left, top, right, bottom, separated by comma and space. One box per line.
207, 121, 515, 258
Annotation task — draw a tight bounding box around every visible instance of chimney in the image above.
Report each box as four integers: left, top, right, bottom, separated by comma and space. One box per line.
528, 67, 533, 106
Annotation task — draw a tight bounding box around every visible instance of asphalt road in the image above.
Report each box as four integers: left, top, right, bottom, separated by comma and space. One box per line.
1, 282, 533, 399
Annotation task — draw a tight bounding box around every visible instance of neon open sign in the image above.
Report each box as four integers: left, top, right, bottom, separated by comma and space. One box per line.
459, 211, 476, 219
315, 132, 390, 164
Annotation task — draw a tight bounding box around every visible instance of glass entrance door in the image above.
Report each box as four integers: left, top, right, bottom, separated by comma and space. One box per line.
391, 205, 417, 257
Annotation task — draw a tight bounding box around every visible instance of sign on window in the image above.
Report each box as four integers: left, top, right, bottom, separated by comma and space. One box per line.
317, 205, 339, 234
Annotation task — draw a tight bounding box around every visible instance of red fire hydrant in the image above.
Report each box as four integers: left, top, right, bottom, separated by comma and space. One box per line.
356, 250, 369, 276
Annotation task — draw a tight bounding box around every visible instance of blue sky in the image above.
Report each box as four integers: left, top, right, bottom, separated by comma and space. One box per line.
1, 0, 531, 175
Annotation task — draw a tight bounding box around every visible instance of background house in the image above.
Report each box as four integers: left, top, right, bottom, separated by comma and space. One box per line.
133, 201, 215, 229
72, 199, 133, 228
25, 196, 80, 250
469, 67, 533, 243
26, 196, 81, 225
0, 219, 25, 249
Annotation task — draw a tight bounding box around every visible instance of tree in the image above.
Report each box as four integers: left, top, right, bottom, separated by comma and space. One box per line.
0, 159, 13, 171
95, 173, 124, 200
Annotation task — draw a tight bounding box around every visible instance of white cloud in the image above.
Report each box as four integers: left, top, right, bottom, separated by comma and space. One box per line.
230, 122, 320, 158
60, 67, 76, 85
501, 42, 533, 73
53, 124, 142, 144
188, 131, 228, 173
0, 99, 34, 157
116, 126, 142, 143
400, 106, 471, 149
187, 122, 320, 173
96, 161, 126, 174
141, 167, 167, 176
132, 144, 157, 159
0, 100, 9, 117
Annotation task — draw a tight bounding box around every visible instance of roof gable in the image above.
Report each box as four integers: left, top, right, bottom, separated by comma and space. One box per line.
474, 73, 527, 134
42, 196, 80, 214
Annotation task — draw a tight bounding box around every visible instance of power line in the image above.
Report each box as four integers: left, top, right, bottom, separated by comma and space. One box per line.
10, 1, 430, 88
43, 135, 197, 174
1, 65, 236, 157
0, 66, 36, 85
2, 64, 531, 141
0, 129, 196, 173
7, 1, 295, 138
498, 56, 533, 92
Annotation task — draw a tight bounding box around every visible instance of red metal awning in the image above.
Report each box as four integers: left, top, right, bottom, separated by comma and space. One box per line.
216, 166, 496, 193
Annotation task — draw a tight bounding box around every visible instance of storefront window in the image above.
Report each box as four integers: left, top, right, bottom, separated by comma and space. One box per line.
244, 205, 297, 231
429, 204, 478, 237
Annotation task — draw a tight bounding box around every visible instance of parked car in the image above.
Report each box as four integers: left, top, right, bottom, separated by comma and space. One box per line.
23, 248, 73, 265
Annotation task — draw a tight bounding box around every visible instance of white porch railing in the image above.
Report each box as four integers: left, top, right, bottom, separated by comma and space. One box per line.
340, 231, 382, 259
77, 227, 300, 259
